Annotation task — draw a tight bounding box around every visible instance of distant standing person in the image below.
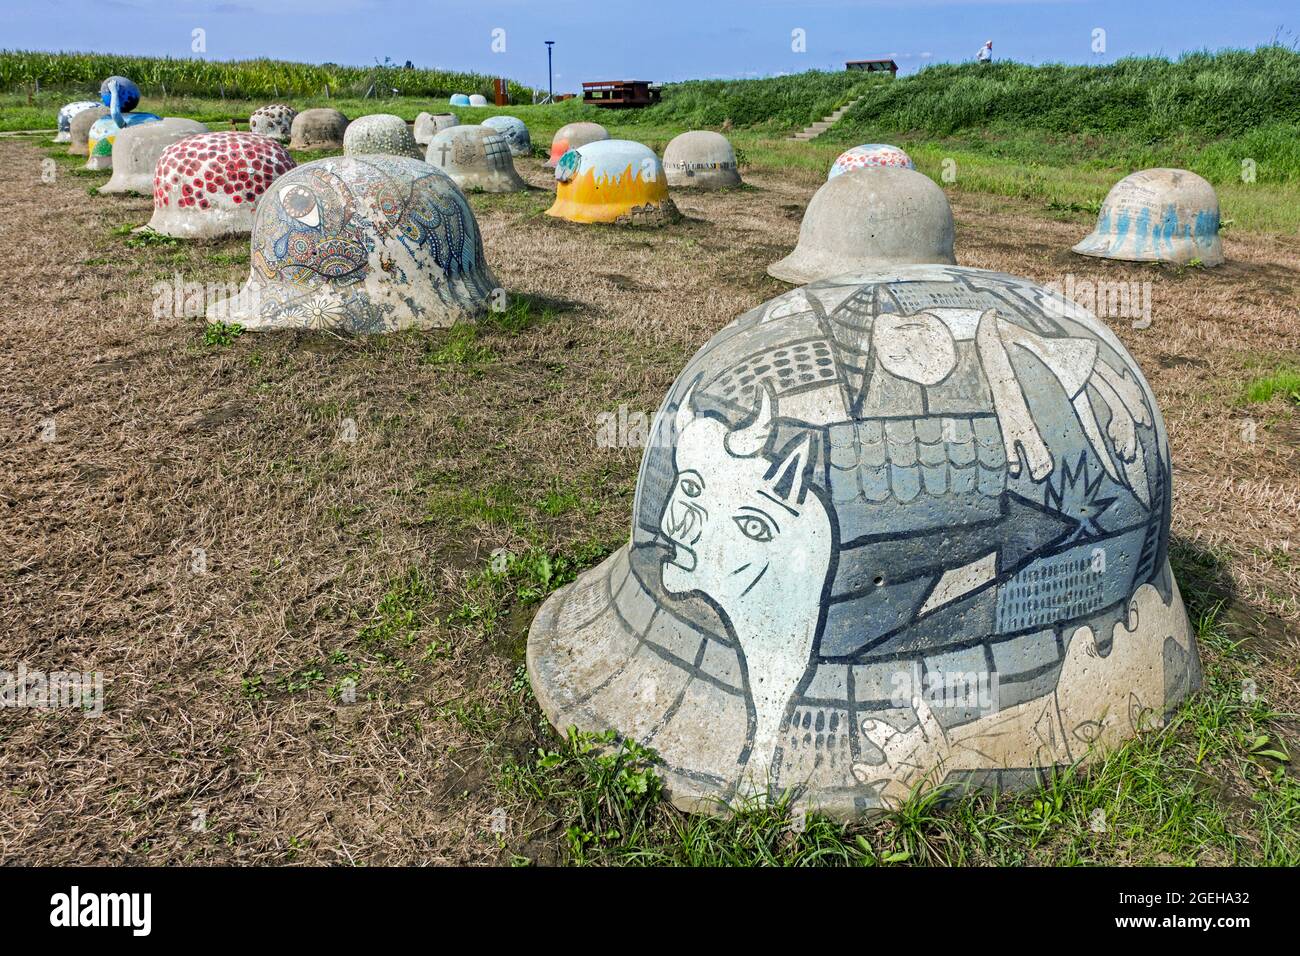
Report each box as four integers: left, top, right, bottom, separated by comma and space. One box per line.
977, 40, 993, 64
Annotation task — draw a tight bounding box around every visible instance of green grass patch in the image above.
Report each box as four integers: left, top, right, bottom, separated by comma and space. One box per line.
424, 323, 493, 368
358, 567, 439, 647
1244, 367, 1300, 404
202, 321, 244, 347
125, 228, 180, 249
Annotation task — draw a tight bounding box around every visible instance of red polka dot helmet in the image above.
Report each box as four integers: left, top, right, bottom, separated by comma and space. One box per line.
148, 132, 296, 239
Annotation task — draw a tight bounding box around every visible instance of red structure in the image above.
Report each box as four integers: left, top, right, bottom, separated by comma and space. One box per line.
582, 80, 662, 109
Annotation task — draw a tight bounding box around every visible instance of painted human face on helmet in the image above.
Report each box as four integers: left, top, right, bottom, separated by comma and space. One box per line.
661, 387, 830, 609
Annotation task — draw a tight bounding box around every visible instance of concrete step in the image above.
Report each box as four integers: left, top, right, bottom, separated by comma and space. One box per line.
790, 94, 867, 141
789, 93, 868, 141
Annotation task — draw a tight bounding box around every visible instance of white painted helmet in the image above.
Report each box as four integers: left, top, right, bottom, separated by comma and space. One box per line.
249, 104, 297, 143
528, 264, 1196, 816
663, 130, 741, 189
56, 100, 102, 143
425, 125, 528, 193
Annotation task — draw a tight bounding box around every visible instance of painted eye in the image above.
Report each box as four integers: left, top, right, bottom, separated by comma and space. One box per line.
280, 184, 320, 226
679, 477, 702, 498
733, 515, 773, 542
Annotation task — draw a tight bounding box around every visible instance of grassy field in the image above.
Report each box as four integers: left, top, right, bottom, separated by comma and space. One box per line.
1, 48, 1298, 867
1, 122, 1296, 866
6, 47, 1300, 232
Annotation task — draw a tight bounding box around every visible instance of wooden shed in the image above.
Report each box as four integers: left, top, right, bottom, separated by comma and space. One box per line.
582, 80, 662, 109
845, 59, 899, 76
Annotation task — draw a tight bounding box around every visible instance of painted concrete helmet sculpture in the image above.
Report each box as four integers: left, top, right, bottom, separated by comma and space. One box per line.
250, 104, 298, 143
1072, 168, 1223, 267
769, 167, 956, 283
68, 106, 109, 156
414, 112, 458, 146
86, 112, 162, 169
343, 114, 424, 159
147, 131, 296, 238
289, 108, 349, 150
481, 115, 532, 157
426, 125, 528, 192
56, 100, 102, 143
100, 76, 141, 115
663, 130, 741, 189
449, 93, 471, 107
528, 264, 1198, 817
216, 155, 498, 333
99, 118, 209, 195
829, 144, 915, 179
86, 76, 159, 170
545, 121, 609, 167
547, 139, 678, 225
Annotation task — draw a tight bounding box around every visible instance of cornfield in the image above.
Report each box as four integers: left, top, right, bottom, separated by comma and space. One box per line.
0, 50, 534, 102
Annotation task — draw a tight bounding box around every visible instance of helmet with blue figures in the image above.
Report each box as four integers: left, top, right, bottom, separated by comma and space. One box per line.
527, 264, 1199, 818
215, 155, 498, 334
1073, 167, 1223, 267
100, 75, 141, 115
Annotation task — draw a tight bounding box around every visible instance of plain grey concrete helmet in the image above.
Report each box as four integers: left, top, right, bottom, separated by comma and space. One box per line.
768, 167, 956, 284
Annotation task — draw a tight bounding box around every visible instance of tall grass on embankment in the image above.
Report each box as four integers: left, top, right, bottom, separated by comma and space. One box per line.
836, 47, 1300, 186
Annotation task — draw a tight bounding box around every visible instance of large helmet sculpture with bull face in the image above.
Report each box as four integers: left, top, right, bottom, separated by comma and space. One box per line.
528, 264, 1199, 817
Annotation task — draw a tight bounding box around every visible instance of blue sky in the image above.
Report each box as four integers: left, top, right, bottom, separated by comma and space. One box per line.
7, 0, 1298, 87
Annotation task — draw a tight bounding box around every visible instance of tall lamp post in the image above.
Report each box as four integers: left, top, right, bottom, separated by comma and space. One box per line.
545, 40, 555, 102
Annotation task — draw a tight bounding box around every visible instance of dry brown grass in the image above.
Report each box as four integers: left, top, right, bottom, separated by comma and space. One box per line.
0, 137, 1296, 865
